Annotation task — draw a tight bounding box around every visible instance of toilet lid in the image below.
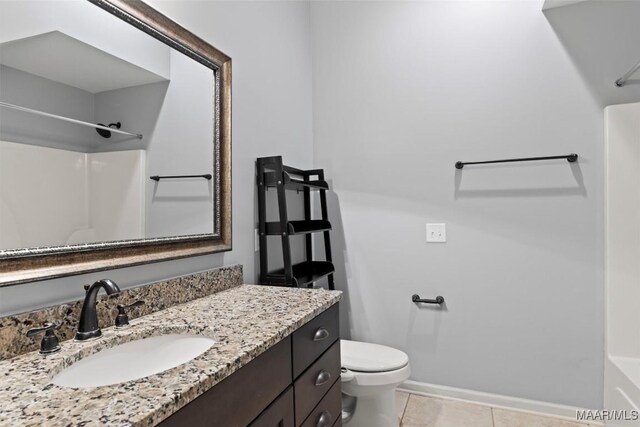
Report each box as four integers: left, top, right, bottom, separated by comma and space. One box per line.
341, 339, 409, 372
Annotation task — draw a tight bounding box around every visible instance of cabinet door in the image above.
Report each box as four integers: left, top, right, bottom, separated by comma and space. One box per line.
158, 337, 292, 427
250, 387, 294, 427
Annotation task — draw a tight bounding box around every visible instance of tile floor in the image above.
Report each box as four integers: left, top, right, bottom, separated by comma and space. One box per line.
395, 391, 600, 427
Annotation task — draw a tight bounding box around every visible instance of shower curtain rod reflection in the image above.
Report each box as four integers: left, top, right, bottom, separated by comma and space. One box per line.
150, 174, 212, 181
0, 101, 143, 139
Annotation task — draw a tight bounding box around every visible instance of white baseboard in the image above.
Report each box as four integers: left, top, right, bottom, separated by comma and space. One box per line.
398, 380, 603, 426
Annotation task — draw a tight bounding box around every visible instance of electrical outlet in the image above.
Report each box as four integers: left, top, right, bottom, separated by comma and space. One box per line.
254, 229, 260, 252
426, 223, 446, 243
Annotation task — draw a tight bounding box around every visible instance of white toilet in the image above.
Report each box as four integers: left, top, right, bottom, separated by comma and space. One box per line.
340, 339, 411, 427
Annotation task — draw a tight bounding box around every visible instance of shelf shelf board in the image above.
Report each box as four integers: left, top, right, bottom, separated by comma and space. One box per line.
265, 261, 334, 287
265, 220, 332, 236
264, 171, 329, 191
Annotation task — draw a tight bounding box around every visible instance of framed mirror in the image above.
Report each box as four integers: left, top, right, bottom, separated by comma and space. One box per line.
0, 0, 231, 286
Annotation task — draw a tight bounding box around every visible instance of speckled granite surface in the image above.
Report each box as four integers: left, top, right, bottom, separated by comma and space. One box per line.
0, 265, 243, 360
0, 284, 342, 427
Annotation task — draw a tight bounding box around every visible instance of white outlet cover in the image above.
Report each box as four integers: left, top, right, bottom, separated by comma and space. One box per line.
426, 223, 446, 243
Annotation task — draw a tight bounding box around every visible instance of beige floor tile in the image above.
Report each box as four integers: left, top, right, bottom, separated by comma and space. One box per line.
401, 395, 493, 427
396, 391, 410, 420
492, 408, 591, 427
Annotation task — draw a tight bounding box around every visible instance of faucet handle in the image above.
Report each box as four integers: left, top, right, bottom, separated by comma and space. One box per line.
26, 322, 61, 355
115, 300, 145, 328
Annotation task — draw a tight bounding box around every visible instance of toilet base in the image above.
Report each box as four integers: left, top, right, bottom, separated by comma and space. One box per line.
342, 388, 399, 427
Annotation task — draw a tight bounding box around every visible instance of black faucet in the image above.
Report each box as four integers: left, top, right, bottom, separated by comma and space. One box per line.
75, 279, 121, 341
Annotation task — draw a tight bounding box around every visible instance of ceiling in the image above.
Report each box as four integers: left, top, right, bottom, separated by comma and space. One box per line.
544, 0, 640, 107
542, 1, 588, 11
0, 31, 168, 94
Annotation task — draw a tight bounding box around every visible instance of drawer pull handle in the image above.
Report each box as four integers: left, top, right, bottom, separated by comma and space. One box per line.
316, 410, 332, 427
313, 328, 330, 342
315, 370, 331, 386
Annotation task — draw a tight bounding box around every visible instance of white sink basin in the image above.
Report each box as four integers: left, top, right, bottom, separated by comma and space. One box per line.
52, 334, 215, 388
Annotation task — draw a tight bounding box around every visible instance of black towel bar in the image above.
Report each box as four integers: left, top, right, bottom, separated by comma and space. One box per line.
150, 174, 212, 181
412, 294, 444, 304
455, 153, 577, 169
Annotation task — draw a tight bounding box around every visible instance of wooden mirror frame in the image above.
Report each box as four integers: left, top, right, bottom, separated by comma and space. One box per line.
0, 0, 231, 286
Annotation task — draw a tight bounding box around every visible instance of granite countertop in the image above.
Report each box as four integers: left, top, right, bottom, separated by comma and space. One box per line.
0, 285, 342, 427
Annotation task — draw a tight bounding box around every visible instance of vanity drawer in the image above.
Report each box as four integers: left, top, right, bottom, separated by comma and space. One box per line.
294, 340, 341, 425
158, 336, 292, 427
250, 386, 294, 427
300, 379, 341, 427
292, 303, 339, 378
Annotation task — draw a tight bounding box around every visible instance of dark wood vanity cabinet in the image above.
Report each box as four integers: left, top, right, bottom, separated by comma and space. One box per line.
159, 303, 341, 427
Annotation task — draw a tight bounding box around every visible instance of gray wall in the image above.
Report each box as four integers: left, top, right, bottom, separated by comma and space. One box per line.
5, 0, 639, 411
0, 0, 313, 315
310, 0, 604, 409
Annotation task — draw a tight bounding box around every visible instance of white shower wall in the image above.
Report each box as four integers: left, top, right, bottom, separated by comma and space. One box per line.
0, 140, 87, 248
88, 150, 145, 243
605, 102, 640, 422
0, 141, 144, 249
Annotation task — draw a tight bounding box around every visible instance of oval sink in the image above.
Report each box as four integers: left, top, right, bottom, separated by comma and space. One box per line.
52, 334, 215, 388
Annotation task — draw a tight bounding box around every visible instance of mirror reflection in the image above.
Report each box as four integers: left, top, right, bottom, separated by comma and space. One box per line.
0, 0, 216, 252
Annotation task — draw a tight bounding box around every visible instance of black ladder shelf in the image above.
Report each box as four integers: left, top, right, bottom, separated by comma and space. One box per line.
257, 156, 335, 289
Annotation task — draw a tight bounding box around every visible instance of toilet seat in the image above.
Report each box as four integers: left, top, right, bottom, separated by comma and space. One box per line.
341, 339, 409, 372
342, 364, 411, 388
